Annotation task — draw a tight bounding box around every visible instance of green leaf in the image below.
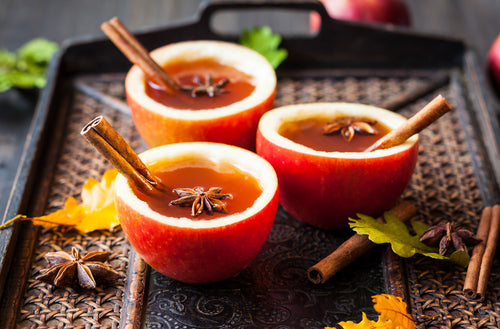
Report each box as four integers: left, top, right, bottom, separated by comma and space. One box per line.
0, 50, 16, 70
349, 212, 470, 267
239, 26, 288, 69
7, 70, 46, 89
17, 38, 58, 65
0, 38, 58, 92
0, 73, 13, 92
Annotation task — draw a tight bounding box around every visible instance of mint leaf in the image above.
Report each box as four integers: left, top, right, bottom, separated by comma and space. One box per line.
239, 26, 288, 69
18, 38, 58, 66
0, 50, 16, 70
0, 38, 58, 92
349, 212, 470, 267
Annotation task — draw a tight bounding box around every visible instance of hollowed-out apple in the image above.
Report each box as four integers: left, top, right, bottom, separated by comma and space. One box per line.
115, 142, 279, 283
125, 40, 276, 150
256, 102, 418, 230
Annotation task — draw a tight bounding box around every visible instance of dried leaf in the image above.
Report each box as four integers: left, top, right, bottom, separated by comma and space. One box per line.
331, 294, 416, 329
373, 294, 415, 329
75, 169, 120, 233
333, 313, 381, 329
31, 169, 120, 233
349, 212, 470, 267
31, 197, 84, 227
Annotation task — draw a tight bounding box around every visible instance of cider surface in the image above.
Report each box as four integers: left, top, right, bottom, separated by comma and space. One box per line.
132, 164, 262, 220
145, 58, 255, 110
279, 117, 391, 152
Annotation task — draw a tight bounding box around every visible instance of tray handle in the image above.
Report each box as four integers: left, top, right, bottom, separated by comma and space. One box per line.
195, 0, 330, 37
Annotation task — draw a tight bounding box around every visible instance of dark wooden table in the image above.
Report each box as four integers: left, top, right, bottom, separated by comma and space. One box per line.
1, 0, 500, 238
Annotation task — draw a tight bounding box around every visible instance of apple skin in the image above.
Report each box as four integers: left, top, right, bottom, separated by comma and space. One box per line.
115, 143, 279, 283
126, 89, 275, 151
256, 103, 419, 230
488, 34, 500, 90
116, 189, 278, 283
311, 0, 411, 31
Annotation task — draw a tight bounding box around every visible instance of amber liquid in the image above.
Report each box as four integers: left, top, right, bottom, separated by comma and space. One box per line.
145, 58, 256, 110
131, 164, 263, 220
279, 117, 391, 152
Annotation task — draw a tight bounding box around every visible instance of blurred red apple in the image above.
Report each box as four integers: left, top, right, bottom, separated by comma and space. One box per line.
311, 0, 411, 31
115, 142, 279, 283
488, 34, 500, 89
256, 102, 418, 230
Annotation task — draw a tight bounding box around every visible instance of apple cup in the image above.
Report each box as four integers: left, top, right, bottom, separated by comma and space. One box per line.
256, 102, 418, 230
125, 40, 276, 150
115, 142, 279, 284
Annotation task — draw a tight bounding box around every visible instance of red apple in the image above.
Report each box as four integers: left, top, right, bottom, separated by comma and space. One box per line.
311, 0, 411, 31
488, 34, 500, 89
125, 40, 276, 151
115, 142, 279, 283
256, 102, 418, 230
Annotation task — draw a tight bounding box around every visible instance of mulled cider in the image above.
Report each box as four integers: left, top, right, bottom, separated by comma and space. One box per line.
145, 58, 255, 110
131, 162, 263, 220
278, 116, 391, 152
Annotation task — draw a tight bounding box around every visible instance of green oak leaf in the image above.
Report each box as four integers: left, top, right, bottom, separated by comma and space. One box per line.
239, 26, 288, 69
349, 212, 470, 267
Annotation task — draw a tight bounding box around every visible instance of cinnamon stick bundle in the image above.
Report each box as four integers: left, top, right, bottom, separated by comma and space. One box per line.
364, 94, 452, 152
463, 205, 500, 301
307, 201, 417, 284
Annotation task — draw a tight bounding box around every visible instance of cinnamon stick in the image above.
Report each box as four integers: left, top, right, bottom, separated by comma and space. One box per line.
101, 17, 179, 93
364, 94, 452, 152
81, 115, 166, 196
307, 201, 417, 284
463, 207, 492, 299
475, 205, 500, 301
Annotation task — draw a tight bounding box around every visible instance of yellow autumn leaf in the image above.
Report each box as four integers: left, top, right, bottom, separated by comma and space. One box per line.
373, 294, 415, 329
31, 197, 84, 227
334, 294, 415, 329
30, 169, 120, 233
335, 313, 389, 329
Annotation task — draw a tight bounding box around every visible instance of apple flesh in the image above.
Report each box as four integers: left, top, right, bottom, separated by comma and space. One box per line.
115, 142, 279, 283
256, 103, 418, 230
125, 40, 276, 151
311, 0, 411, 31
488, 34, 500, 90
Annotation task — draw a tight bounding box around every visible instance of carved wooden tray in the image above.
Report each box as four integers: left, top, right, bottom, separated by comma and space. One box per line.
1, 1, 499, 328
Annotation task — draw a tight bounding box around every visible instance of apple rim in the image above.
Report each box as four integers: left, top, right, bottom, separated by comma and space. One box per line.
259, 102, 418, 158
125, 40, 276, 119
115, 142, 278, 229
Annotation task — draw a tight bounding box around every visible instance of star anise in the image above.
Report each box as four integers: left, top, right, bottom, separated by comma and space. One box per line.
170, 186, 232, 217
36, 247, 123, 289
323, 117, 377, 142
180, 74, 230, 97
419, 221, 481, 256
